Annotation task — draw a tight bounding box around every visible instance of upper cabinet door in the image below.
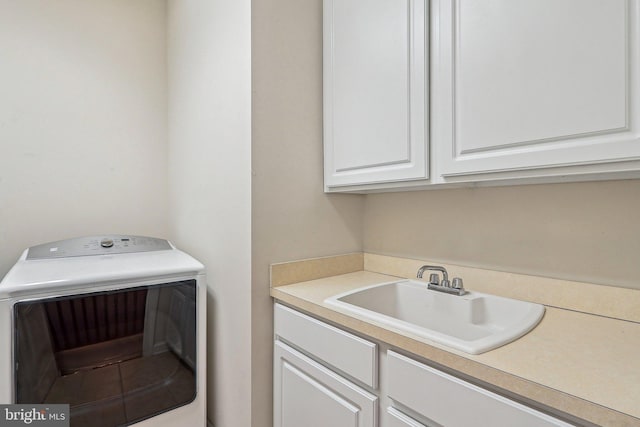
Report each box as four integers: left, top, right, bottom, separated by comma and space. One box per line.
434, 0, 640, 178
324, 0, 428, 189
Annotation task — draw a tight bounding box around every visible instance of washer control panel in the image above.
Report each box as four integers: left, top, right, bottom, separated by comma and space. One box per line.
26, 235, 172, 259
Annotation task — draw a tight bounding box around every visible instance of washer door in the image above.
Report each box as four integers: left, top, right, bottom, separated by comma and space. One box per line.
14, 280, 197, 426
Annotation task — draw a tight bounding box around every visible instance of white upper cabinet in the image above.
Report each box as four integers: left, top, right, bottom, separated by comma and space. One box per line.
434, 0, 640, 179
323, 0, 428, 190
324, 0, 640, 192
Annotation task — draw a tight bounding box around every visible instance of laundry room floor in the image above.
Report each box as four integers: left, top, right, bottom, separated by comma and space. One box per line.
44, 351, 195, 426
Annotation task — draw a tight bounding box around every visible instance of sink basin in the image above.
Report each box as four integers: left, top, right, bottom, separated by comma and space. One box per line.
324, 280, 545, 354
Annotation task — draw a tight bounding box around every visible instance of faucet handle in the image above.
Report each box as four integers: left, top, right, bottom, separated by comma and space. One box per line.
452, 277, 464, 290
428, 273, 440, 285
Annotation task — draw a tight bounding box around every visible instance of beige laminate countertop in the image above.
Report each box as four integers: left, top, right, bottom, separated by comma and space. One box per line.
271, 270, 640, 427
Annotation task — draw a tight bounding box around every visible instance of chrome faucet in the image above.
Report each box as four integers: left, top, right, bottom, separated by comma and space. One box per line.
417, 265, 449, 286
417, 265, 466, 296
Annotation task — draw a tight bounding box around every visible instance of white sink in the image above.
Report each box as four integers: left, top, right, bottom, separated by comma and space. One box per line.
324, 280, 545, 354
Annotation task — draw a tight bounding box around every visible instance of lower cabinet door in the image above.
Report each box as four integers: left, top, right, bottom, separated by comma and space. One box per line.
274, 341, 377, 427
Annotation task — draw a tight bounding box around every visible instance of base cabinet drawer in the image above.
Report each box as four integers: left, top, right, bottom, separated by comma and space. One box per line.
386, 407, 428, 427
274, 303, 377, 387
274, 341, 377, 427
387, 351, 573, 427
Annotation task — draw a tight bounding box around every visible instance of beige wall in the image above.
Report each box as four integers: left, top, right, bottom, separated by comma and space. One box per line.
364, 180, 640, 289
167, 1, 252, 426
252, 2, 640, 426
0, 0, 168, 277
251, 0, 364, 425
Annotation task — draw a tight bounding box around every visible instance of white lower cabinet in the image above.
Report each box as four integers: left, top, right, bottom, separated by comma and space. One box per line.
274, 304, 575, 427
274, 341, 377, 427
274, 303, 378, 427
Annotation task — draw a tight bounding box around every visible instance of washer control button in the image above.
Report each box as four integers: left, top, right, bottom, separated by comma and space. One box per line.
100, 238, 114, 248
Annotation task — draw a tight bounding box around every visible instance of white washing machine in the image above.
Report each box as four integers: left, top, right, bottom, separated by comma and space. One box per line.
0, 235, 206, 426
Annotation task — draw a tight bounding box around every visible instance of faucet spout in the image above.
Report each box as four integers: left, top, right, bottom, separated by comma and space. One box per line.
417, 265, 449, 282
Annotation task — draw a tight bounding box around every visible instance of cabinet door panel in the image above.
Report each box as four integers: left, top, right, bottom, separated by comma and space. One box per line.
281, 361, 359, 427
274, 341, 377, 427
324, 0, 428, 188
333, 0, 409, 171
435, 0, 640, 177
